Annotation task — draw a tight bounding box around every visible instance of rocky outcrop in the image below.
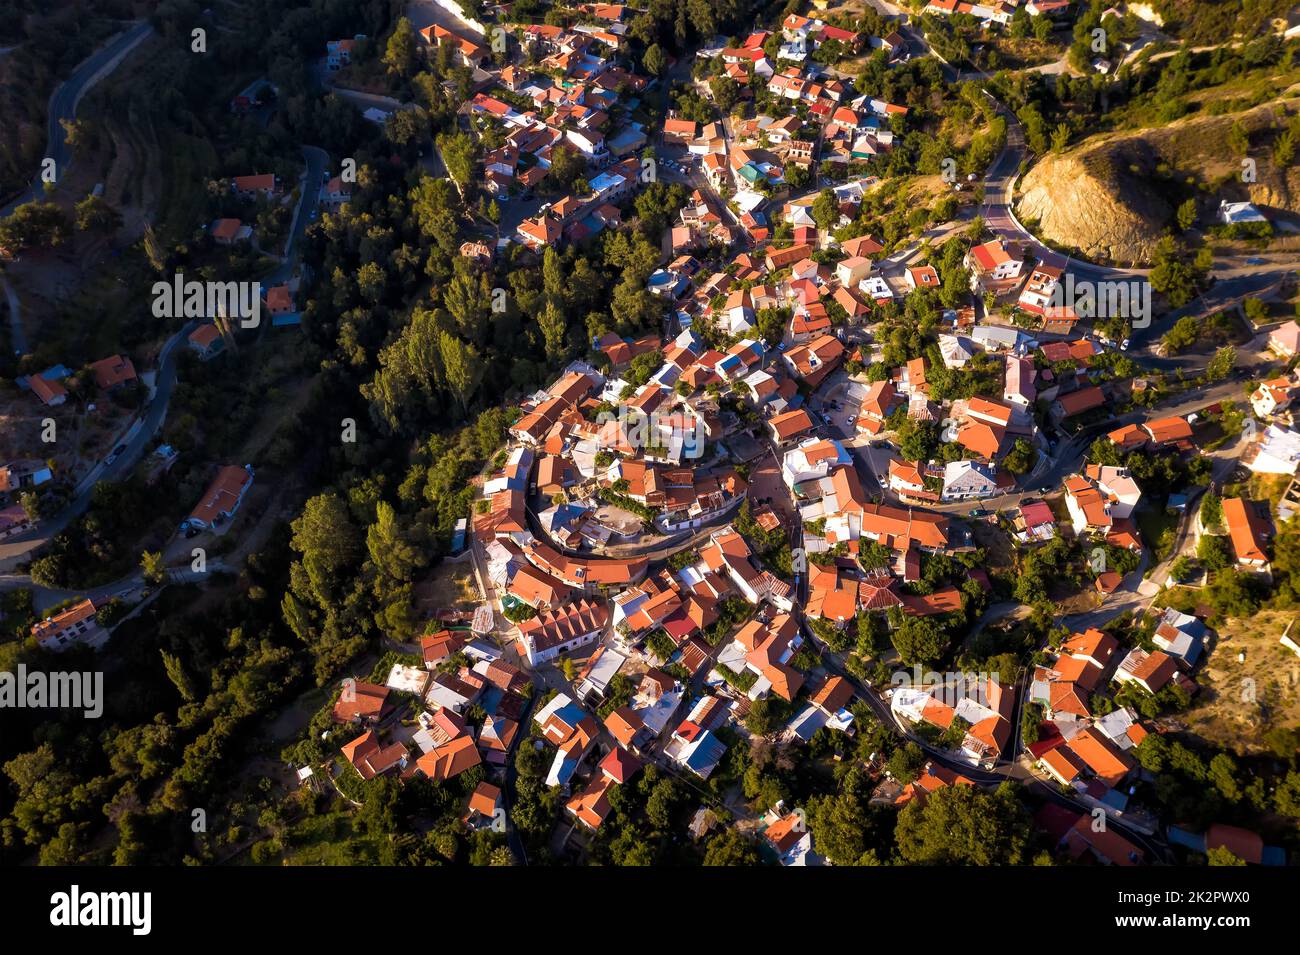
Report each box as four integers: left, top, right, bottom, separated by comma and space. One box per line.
1015, 97, 1300, 266
1017, 142, 1172, 265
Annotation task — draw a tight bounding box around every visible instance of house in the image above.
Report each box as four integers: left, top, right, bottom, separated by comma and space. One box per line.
0, 458, 53, 492
941, 460, 999, 501
90, 355, 137, 390
965, 239, 1024, 290
416, 734, 482, 781
1243, 425, 1300, 475
332, 680, 391, 725
1251, 376, 1297, 418
231, 173, 278, 200
180, 464, 255, 531
1268, 320, 1300, 358
516, 598, 609, 665
836, 256, 873, 287
938, 334, 974, 369
1142, 415, 1193, 447
1051, 384, 1106, 420
467, 781, 503, 826
765, 810, 812, 865
1222, 497, 1272, 568
666, 719, 727, 779
1151, 607, 1206, 666
1218, 199, 1267, 225
326, 38, 355, 70
1114, 647, 1178, 695
425, 669, 485, 714
1003, 356, 1036, 407
187, 323, 225, 361
340, 731, 408, 780
768, 408, 816, 445
210, 218, 247, 245
320, 175, 352, 209
32, 598, 108, 652
264, 285, 294, 315
1063, 813, 1145, 866
517, 214, 563, 251
781, 333, 844, 388
905, 265, 939, 290
1016, 261, 1063, 312
605, 705, 650, 750
29, 374, 67, 407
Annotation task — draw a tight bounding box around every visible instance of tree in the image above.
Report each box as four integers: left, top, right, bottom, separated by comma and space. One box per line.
1207, 845, 1247, 866
1162, 315, 1198, 353
140, 550, 167, 585
1176, 198, 1197, 232
1003, 438, 1035, 475
439, 330, 482, 412
895, 782, 1031, 865
75, 195, 122, 233
1205, 345, 1235, 382
1197, 533, 1231, 571
1050, 123, 1071, 153
160, 649, 197, 702
886, 742, 925, 784
891, 615, 948, 666
438, 132, 478, 188
1226, 120, 1249, 156
811, 188, 840, 230
0, 201, 73, 252
383, 17, 417, 77
702, 827, 760, 865
642, 42, 667, 78
539, 298, 568, 366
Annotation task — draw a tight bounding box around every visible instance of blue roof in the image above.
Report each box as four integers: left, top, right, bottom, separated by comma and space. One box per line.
272, 311, 302, 326
684, 730, 726, 774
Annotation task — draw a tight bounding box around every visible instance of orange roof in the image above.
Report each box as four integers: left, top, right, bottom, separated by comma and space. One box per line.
32, 598, 97, 644
188, 465, 252, 526
189, 324, 221, 348
1065, 727, 1133, 787
604, 706, 645, 748
468, 781, 502, 817
29, 375, 67, 405
566, 775, 615, 828
232, 173, 275, 192
765, 813, 805, 853
417, 734, 481, 781
1222, 497, 1271, 564
1143, 415, 1193, 444
211, 218, 241, 241
90, 354, 136, 389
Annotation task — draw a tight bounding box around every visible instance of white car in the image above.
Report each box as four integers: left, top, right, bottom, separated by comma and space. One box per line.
1120, 339, 1130, 351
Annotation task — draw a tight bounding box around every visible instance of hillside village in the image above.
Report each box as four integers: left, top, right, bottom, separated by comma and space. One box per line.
1, 0, 1298, 873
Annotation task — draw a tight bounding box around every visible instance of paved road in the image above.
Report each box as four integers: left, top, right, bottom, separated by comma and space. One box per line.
0, 21, 154, 356
0, 21, 154, 218
0, 319, 197, 570
266, 145, 328, 286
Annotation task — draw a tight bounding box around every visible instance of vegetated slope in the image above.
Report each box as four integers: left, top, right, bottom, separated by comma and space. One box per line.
1016, 95, 1300, 265
0, 0, 140, 201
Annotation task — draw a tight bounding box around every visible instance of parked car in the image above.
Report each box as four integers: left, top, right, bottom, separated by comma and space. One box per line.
1120, 339, 1130, 350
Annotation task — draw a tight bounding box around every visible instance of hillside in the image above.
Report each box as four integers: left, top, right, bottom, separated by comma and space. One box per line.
1016, 96, 1300, 265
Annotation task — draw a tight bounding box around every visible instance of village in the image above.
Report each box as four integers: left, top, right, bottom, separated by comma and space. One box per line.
2, 0, 1298, 872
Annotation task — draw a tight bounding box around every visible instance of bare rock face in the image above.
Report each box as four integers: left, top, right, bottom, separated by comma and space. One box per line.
1016, 142, 1171, 266
1015, 97, 1300, 266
